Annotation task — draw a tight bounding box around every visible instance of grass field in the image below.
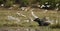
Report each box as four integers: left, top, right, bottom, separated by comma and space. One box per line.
0, 8, 60, 31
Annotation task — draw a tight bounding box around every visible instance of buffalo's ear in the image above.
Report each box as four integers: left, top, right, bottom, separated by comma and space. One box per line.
33, 18, 41, 22
33, 18, 39, 21
33, 19, 36, 21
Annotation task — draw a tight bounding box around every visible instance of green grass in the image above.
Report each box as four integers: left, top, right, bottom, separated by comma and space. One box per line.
0, 9, 60, 31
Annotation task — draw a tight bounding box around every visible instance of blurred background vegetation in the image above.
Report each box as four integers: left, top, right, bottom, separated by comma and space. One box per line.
0, 0, 60, 30
0, 0, 60, 9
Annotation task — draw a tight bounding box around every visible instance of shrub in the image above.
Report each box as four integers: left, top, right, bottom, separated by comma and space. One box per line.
0, 0, 4, 4
4, 0, 14, 8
